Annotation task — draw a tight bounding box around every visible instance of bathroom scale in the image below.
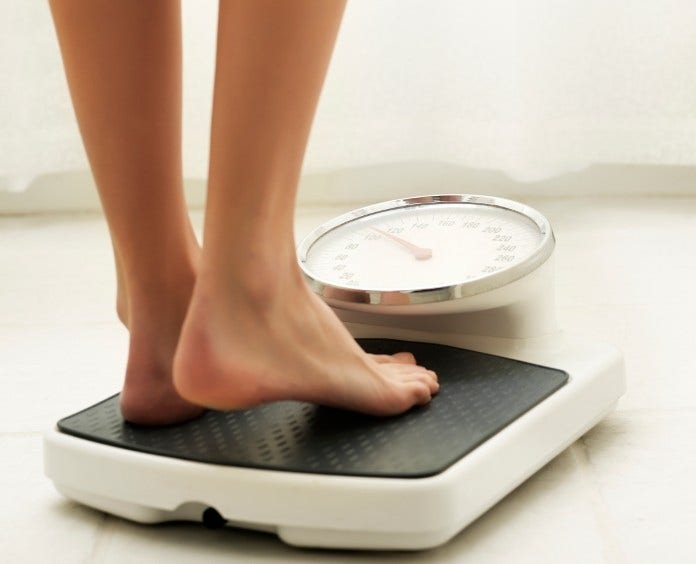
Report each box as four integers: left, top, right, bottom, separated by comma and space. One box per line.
44, 195, 625, 550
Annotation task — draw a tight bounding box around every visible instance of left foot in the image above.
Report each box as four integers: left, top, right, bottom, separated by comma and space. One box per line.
119, 286, 206, 425
116, 237, 205, 425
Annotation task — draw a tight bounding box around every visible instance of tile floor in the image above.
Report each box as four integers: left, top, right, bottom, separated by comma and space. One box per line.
1, 197, 695, 563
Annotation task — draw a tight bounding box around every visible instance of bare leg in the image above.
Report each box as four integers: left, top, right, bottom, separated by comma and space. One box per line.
49, 0, 203, 424
174, 0, 438, 416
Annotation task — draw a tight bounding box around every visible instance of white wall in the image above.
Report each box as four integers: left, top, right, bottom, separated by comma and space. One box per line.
2, 0, 696, 207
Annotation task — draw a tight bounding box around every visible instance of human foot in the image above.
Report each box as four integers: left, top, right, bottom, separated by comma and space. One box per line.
173, 274, 438, 417
119, 308, 206, 424
118, 245, 205, 425
119, 327, 206, 426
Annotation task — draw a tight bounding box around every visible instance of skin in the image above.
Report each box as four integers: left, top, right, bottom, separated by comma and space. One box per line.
49, 0, 438, 425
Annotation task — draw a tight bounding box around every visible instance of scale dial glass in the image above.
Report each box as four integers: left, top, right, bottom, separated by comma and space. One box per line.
298, 195, 554, 305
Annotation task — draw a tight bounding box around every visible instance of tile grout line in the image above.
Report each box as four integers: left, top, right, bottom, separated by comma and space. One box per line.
570, 440, 628, 564
87, 513, 114, 564
4, 426, 115, 563
611, 407, 696, 417
0, 430, 43, 438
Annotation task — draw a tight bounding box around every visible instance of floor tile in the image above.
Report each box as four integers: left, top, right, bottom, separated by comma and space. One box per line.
0, 323, 126, 432
582, 411, 696, 564
0, 435, 102, 564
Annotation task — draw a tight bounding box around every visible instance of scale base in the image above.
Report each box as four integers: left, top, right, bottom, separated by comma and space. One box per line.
44, 337, 624, 550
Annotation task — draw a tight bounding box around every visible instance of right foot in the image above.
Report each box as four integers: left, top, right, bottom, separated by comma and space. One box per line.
173, 275, 439, 417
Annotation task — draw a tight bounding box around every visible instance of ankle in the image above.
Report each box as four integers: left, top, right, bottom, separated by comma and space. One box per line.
196, 247, 305, 312
126, 265, 196, 324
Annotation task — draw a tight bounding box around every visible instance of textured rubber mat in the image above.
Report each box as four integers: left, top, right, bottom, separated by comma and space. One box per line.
57, 339, 568, 478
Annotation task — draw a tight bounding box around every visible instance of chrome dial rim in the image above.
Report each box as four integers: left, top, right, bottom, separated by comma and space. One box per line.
297, 194, 555, 307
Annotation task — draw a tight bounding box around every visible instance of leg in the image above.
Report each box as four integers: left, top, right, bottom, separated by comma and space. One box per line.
174, 0, 438, 416
49, 0, 203, 424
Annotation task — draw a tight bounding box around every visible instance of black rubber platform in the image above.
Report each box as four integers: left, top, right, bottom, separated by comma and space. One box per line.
57, 339, 568, 478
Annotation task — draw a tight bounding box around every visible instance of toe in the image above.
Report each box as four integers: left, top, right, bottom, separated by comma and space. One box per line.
370, 352, 417, 365
392, 351, 417, 364
387, 364, 437, 385
404, 370, 439, 394
428, 375, 440, 394
406, 381, 432, 406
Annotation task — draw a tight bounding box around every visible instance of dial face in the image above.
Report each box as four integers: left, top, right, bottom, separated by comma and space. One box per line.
300, 197, 550, 294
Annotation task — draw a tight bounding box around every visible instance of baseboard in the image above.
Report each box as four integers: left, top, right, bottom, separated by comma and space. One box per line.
1, 161, 695, 215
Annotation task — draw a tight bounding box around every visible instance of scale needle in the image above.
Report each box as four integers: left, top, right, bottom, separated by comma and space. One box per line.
370, 227, 433, 260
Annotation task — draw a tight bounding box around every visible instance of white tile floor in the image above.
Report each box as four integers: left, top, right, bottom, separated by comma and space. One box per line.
1, 197, 695, 563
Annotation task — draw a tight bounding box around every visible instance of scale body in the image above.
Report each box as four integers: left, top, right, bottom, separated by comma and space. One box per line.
44, 195, 625, 550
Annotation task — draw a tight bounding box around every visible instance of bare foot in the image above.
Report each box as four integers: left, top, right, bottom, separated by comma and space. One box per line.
119, 290, 206, 425
117, 239, 206, 426
119, 324, 206, 426
115, 239, 412, 423
173, 275, 439, 417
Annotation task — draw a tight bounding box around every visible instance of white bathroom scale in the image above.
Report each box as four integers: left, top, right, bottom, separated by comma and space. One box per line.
44, 195, 625, 550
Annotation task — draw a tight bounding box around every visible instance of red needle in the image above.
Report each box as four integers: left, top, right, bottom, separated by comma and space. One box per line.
370, 227, 433, 260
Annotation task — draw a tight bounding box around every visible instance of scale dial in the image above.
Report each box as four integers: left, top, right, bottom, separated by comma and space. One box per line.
298, 195, 554, 308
